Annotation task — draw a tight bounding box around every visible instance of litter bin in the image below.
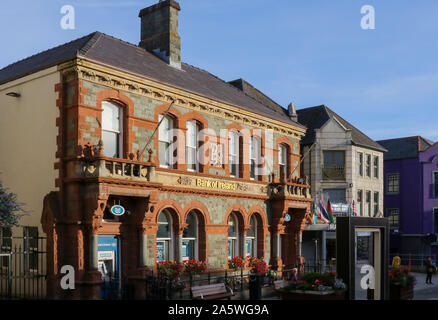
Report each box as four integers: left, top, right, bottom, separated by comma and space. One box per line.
249, 274, 262, 300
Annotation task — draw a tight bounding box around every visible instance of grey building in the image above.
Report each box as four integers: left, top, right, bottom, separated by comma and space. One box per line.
297, 105, 387, 267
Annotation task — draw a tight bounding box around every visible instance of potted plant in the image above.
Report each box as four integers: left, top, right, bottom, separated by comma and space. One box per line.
280, 271, 346, 300
183, 259, 207, 279
389, 266, 416, 300
228, 256, 245, 274
247, 257, 268, 300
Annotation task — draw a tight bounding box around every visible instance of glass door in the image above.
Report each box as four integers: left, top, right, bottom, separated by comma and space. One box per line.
354, 228, 381, 300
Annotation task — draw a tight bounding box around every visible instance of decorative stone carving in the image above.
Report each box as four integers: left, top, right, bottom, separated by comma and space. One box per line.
209, 144, 223, 167
177, 176, 192, 186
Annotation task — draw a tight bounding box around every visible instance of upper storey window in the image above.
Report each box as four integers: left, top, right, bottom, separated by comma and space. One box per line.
229, 131, 240, 178
186, 121, 199, 172
250, 136, 261, 180
323, 151, 345, 181
158, 115, 174, 168
278, 144, 288, 181
102, 101, 123, 158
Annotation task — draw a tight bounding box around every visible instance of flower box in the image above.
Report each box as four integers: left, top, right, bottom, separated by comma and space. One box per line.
281, 290, 345, 301
389, 284, 414, 300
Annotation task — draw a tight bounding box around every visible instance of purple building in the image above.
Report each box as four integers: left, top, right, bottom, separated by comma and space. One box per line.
377, 136, 438, 260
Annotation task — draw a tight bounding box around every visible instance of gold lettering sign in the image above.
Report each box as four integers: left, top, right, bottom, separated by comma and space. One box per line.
196, 178, 237, 191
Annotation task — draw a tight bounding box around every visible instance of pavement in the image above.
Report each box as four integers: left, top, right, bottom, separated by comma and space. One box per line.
412, 272, 438, 300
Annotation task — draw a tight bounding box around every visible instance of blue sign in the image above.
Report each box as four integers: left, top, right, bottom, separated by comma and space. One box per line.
156, 241, 165, 261
111, 205, 125, 216
284, 214, 291, 222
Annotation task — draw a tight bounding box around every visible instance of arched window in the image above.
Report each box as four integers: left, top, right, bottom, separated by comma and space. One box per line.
229, 131, 240, 178
102, 101, 123, 158
182, 211, 198, 260
158, 115, 174, 168
156, 210, 173, 261
245, 215, 257, 257
278, 144, 288, 180
227, 213, 240, 259
186, 121, 199, 172
250, 136, 261, 180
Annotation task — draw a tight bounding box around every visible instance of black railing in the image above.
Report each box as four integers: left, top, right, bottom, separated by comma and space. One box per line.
0, 235, 47, 300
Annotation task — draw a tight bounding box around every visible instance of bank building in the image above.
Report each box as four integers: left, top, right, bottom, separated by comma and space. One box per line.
0, 0, 313, 299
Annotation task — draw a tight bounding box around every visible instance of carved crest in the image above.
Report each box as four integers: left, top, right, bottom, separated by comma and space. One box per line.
209, 144, 224, 167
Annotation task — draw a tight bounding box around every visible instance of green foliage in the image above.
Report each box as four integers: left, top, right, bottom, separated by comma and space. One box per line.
0, 180, 24, 227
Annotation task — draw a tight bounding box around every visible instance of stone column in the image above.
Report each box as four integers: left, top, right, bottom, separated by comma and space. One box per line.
175, 233, 183, 263
270, 229, 283, 270
89, 233, 98, 270
139, 233, 148, 267
298, 232, 303, 257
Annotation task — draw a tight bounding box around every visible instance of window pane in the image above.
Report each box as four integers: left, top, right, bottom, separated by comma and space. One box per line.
186, 121, 197, 148
102, 130, 119, 158
187, 147, 196, 170
159, 141, 169, 167
184, 212, 197, 238
156, 240, 169, 261
157, 224, 170, 238
102, 101, 120, 132
228, 214, 237, 237
158, 115, 172, 143
434, 209, 438, 233
247, 216, 256, 237
434, 172, 438, 196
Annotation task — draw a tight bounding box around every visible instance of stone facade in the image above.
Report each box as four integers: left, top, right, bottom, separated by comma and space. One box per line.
300, 114, 384, 265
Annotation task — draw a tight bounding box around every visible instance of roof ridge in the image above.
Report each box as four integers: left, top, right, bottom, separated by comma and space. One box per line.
79, 31, 103, 56
0, 32, 98, 72
376, 135, 422, 142
231, 78, 286, 112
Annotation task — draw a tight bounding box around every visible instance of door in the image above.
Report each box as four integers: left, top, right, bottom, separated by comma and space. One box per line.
98, 235, 120, 299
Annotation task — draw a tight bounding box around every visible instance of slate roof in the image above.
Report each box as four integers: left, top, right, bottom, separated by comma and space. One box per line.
228, 78, 304, 129
296, 105, 387, 152
376, 136, 435, 161
0, 32, 302, 128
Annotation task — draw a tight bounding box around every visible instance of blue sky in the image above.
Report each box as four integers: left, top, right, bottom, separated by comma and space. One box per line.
1, 0, 437, 141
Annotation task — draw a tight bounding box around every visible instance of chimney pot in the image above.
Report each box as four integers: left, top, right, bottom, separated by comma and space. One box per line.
288, 102, 298, 122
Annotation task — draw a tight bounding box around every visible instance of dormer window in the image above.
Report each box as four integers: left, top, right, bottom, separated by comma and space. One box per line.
102, 101, 123, 158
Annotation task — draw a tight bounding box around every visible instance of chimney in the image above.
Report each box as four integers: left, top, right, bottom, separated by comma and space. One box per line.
288, 102, 298, 122
139, 0, 181, 69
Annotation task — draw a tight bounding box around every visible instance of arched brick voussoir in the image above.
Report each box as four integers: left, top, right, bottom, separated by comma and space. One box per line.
223, 203, 247, 227
152, 198, 184, 225
247, 205, 269, 229
182, 200, 211, 225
